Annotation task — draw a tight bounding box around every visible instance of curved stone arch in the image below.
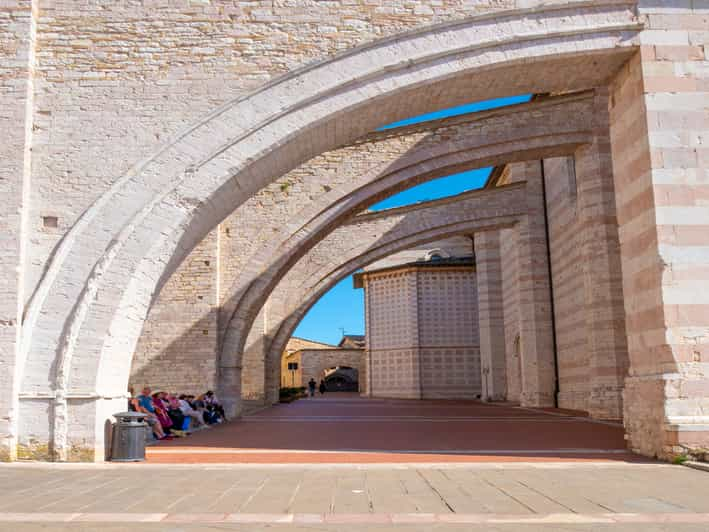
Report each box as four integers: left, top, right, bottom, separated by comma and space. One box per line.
264, 214, 527, 404
227, 132, 589, 402
240, 183, 528, 405
306, 353, 365, 392
218, 92, 595, 356
17, 3, 640, 459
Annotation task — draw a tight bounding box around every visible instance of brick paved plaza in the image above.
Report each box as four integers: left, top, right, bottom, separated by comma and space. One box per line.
148, 395, 632, 464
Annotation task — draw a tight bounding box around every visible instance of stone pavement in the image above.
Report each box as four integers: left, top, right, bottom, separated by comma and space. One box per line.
148, 395, 633, 464
2, 462, 709, 531
8, 396, 709, 530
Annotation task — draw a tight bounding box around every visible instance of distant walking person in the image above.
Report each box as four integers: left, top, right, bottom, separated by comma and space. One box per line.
308, 378, 316, 397
319, 380, 326, 395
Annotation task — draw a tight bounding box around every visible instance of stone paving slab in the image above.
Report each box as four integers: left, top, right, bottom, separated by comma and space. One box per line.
1, 462, 709, 531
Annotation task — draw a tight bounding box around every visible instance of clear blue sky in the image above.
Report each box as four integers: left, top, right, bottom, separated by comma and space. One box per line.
293, 94, 531, 345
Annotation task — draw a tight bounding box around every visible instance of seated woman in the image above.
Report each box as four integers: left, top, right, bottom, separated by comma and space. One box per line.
164, 393, 186, 430
151, 391, 174, 434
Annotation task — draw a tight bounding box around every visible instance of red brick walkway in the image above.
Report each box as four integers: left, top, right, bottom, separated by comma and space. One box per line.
147, 394, 640, 464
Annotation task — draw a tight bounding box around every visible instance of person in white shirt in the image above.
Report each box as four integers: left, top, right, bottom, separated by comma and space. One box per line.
178, 395, 205, 427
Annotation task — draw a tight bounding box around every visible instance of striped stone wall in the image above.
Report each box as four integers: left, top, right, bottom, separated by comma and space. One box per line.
542, 156, 588, 412
609, 3, 709, 456
475, 230, 507, 401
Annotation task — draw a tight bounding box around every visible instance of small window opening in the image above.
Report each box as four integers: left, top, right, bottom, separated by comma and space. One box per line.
42, 216, 58, 228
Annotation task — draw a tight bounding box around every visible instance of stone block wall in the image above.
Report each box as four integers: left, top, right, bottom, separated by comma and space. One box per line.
23, 0, 511, 306
499, 162, 529, 404
543, 156, 588, 412
500, 226, 522, 402
607, 1, 709, 455
364, 265, 480, 400
129, 230, 219, 395
0, 0, 35, 459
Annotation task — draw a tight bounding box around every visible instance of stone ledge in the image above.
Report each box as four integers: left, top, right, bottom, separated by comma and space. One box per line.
684, 461, 709, 473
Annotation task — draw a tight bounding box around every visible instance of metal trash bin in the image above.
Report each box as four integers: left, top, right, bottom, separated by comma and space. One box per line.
111, 411, 147, 461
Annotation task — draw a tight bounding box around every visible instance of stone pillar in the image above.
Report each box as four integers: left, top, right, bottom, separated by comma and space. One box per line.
516, 162, 556, 408
475, 230, 507, 401
0, 2, 37, 461
240, 306, 268, 405
572, 90, 629, 420
264, 335, 280, 406
608, 3, 709, 457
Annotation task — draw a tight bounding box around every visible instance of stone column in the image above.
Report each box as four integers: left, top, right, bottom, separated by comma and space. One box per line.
0, 2, 37, 460
516, 162, 556, 408
608, 2, 709, 457
240, 306, 268, 405
572, 90, 629, 420
475, 230, 507, 401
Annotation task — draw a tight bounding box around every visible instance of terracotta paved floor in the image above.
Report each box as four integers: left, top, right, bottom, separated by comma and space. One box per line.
147, 394, 639, 464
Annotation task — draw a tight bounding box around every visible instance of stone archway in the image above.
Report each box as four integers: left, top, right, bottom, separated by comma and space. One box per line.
18, 3, 689, 461
218, 92, 596, 381
242, 184, 528, 406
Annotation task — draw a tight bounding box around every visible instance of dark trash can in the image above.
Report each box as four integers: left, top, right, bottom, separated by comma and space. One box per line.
111, 411, 147, 461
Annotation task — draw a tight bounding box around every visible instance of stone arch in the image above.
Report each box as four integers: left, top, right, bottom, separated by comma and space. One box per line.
218, 92, 595, 350
17, 3, 640, 459
250, 184, 528, 405
220, 97, 596, 397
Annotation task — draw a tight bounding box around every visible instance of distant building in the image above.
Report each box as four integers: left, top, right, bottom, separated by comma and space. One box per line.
354, 239, 480, 400
281, 337, 365, 392
338, 335, 365, 349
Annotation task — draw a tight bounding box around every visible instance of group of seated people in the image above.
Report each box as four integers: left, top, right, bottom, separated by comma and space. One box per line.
128, 386, 227, 441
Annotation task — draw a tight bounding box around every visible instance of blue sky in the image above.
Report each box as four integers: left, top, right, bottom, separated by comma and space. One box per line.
293, 94, 531, 345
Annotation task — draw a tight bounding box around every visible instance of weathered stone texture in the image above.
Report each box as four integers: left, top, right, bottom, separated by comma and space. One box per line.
515, 162, 557, 407
500, 225, 522, 403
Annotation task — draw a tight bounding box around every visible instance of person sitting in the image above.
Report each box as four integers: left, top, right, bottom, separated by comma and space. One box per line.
164, 393, 187, 431
203, 390, 227, 422
151, 391, 174, 433
190, 395, 214, 424
135, 387, 169, 440
178, 394, 204, 428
